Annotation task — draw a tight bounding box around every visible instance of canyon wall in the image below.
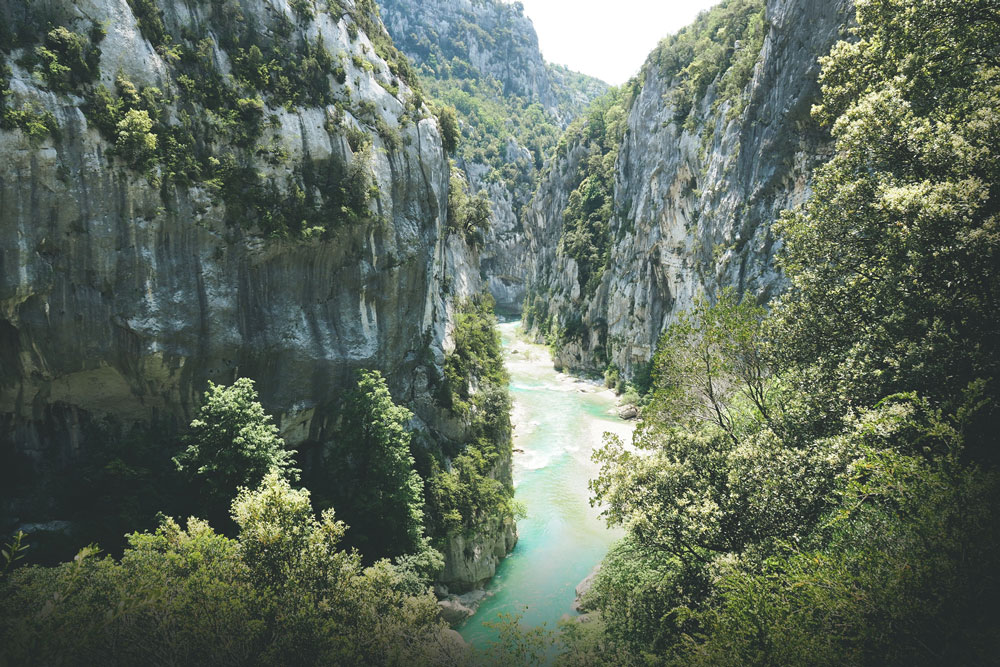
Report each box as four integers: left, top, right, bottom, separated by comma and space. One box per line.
378, 0, 607, 313
525, 0, 854, 376
0, 0, 507, 590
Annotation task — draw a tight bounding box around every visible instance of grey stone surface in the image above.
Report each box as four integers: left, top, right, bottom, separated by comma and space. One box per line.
0, 0, 509, 591
525, 0, 854, 377
377, 0, 608, 313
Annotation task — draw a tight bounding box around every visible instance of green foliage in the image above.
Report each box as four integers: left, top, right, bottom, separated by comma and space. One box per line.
126, 0, 167, 48
442, 295, 510, 405
384, 0, 600, 198
0, 532, 28, 580
0, 17, 101, 143
174, 378, 299, 518
319, 371, 427, 560
0, 475, 455, 665
425, 295, 515, 536
289, 0, 316, 22
436, 104, 460, 153
228, 35, 337, 108
684, 449, 1000, 666
0, 66, 58, 142
772, 0, 1000, 441
477, 612, 554, 666
428, 75, 561, 192
643, 0, 765, 125
556, 88, 628, 296
1, 0, 413, 238
114, 108, 158, 170
569, 2, 1000, 663
646, 289, 772, 441
0, 2, 70, 54
347, 0, 422, 92
447, 167, 492, 248
231, 471, 350, 590
32, 25, 104, 92
213, 145, 375, 237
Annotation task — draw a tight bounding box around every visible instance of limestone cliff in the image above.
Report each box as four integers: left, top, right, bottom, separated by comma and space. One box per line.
377, 0, 607, 313
0, 0, 510, 590
525, 0, 854, 376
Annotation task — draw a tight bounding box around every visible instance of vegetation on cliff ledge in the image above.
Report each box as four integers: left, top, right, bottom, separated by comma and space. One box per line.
1, 325, 514, 661
424, 295, 517, 539
0, 0, 425, 238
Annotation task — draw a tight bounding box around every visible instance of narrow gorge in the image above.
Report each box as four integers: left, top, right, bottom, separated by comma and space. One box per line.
2, 0, 998, 664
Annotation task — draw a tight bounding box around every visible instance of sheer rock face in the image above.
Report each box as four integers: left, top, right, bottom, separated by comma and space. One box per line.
378, 0, 557, 111
461, 154, 533, 315
377, 0, 607, 314
526, 0, 854, 376
0, 0, 509, 589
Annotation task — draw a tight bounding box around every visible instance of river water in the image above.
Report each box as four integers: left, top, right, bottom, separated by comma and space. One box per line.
458, 320, 632, 650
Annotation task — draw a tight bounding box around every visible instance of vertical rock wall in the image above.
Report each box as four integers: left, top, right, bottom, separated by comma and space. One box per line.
0, 0, 509, 591
377, 0, 607, 313
526, 0, 854, 376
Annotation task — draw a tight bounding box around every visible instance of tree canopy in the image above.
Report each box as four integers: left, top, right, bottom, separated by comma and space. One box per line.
174, 378, 299, 519
0, 473, 461, 665
320, 371, 426, 560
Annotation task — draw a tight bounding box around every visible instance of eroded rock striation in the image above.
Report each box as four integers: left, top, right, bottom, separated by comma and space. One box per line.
0, 0, 510, 591
525, 0, 854, 376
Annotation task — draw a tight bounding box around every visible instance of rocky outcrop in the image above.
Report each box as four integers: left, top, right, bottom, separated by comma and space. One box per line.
572, 563, 601, 612
0, 0, 509, 590
525, 0, 854, 376
438, 514, 517, 593
523, 139, 590, 330
0, 0, 446, 464
461, 155, 533, 314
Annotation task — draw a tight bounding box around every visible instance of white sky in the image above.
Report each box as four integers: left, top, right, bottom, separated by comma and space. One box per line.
513, 0, 723, 85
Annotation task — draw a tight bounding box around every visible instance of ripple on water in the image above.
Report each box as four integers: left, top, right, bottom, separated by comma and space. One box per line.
458, 321, 633, 654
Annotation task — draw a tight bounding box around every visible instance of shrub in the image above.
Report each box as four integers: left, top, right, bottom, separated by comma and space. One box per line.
315, 371, 426, 560
114, 108, 158, 170
436, 104, 459, 153
173, 378, 298, 520
0, 474, 452, 665
34, 26, 103, 91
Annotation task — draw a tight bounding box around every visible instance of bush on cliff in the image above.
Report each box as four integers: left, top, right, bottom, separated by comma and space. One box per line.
316, 370, 427, 560
174, 378, 299, 523
563, 0, 1000, 663
425, 295, 515, 537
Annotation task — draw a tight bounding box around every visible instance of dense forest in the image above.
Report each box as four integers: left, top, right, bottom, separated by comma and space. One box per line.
2, 0, 999, 664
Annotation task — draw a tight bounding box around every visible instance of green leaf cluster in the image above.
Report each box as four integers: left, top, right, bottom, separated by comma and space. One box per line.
174, 378, 299, 521
316, 371, 426, 560
0, 14, 103, 142
425, 295, 515, 537
0, 473, 458, 665
32, 25, 103, 92
447, 167, 493, 248
556, 88, 629, 298
0, 0, 415, 238
566, 1, 1000, 663
643, 0, 766, 128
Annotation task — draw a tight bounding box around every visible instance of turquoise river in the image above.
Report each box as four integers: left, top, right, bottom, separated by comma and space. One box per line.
458, 320, 633, 651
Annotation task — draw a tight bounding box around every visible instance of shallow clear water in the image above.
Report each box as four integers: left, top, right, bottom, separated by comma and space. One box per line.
458, 321, 630, 651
